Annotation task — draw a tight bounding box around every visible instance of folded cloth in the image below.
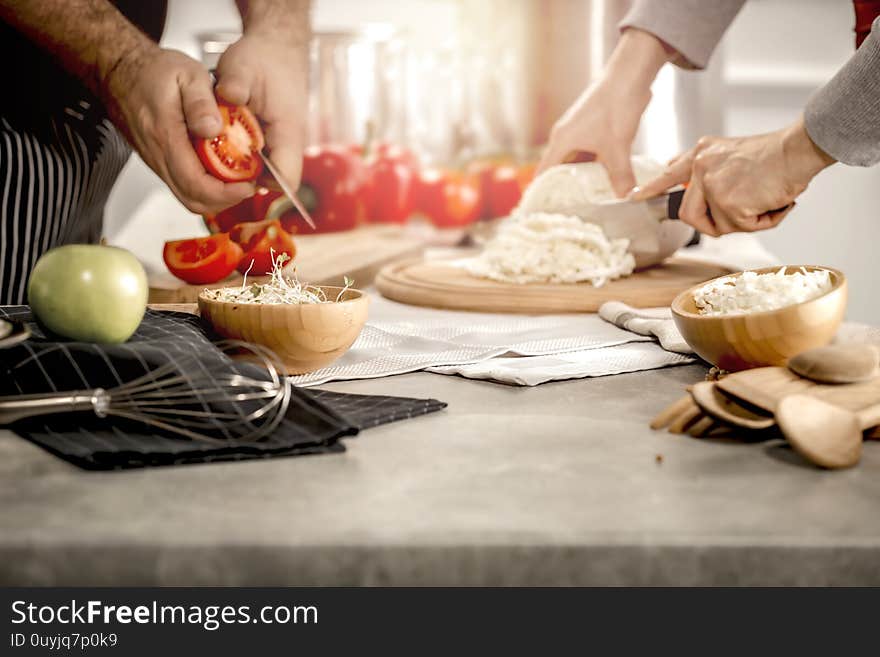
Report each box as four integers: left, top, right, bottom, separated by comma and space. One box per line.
290, 294, 651, 386
598, 301, 694, 354
0, 306, 445, 470
428, 342, 694, 386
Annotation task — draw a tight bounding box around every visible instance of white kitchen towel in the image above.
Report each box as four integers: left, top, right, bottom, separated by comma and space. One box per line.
598, 301, 694, 354
427, 342, 695, 386
289, 294, 653, 387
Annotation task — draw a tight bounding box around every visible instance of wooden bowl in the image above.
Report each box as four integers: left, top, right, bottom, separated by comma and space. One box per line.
198, 287, 369, 374
671, 266, 846, 371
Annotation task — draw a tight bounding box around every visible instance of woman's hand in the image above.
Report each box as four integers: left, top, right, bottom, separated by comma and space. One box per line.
103, 43, 256, 215
634, 116, 836, 236
537, 28, 671, 197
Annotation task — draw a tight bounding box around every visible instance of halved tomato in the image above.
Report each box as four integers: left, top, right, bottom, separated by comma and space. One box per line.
195, 104, 265, 182
163, 234, 243, 284
230, 218, 296, 275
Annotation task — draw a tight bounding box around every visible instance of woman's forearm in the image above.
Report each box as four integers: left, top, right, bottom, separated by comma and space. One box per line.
804, 16, 880, 166
603, 27, 672, 98
0, 0, 154, 97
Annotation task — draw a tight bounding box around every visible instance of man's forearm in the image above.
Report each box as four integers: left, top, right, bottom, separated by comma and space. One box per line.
236, 0, 310, 42
0, 0, 153, 96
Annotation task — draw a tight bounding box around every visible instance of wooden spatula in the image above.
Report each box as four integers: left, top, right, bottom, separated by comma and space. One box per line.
777, 397, 880, 469
788, 343, 880, 384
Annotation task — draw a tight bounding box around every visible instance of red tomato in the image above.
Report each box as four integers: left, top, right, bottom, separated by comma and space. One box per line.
203, 187, 286, 234
488, 164, 535, 218
366, 145, 418, 224
163, 234, 243, 285
230, 218, 297, 275
294, 145, 368, 233
416, 168, 482, 228
194, 104, 265, 183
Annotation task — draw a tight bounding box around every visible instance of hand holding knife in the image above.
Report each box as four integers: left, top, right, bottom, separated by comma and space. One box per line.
259, 151, 316, 230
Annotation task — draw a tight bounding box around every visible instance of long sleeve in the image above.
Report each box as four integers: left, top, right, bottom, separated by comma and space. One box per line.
618, 0, 747, 70
804, 16, 880, 166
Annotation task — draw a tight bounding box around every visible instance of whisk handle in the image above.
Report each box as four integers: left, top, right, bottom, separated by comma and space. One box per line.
0, 389, 107, 425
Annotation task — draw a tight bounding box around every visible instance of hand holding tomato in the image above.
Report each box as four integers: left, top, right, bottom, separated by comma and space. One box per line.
102, 44, 257, 215
215, 30, 308, 192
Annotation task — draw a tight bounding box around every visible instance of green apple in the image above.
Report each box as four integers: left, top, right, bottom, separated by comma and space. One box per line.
27, 244, 148, 343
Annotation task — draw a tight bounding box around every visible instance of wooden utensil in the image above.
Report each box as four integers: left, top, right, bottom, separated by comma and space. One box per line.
376, 257, 731, 314
690, 381, 775, 430
717, 366, 880, 415
788, 343, 880, 384
777, 396, 880, 469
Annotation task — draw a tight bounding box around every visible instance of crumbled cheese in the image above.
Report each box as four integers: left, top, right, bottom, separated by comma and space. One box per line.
466, 157, 665, 287
694, 267, 832, 316
464, 212, 635, 286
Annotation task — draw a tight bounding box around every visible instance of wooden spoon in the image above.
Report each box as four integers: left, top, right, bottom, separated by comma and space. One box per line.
776, 396, 880, 469
788, 343, 880, 384
690, 381, 775, 430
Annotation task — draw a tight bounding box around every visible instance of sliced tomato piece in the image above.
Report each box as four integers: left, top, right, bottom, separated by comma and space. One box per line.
202, 187, 285, 234
195, 104, 265, 182
230, 218, 297, 275
163, 234, 243, 285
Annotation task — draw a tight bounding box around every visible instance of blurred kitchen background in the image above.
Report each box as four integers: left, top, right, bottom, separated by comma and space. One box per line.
107, 0, 880, 323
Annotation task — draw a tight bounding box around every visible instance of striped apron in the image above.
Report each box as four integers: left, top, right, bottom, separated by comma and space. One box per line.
0, 0, 165, 305
0, 110, 130, 304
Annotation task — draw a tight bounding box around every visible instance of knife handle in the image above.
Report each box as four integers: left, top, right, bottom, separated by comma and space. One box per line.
666, 188, 790, 222
667, 188, 685, 220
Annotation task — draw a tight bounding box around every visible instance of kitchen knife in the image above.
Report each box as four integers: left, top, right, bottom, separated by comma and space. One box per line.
590, 187, 685, 225
260, 151, 317, 230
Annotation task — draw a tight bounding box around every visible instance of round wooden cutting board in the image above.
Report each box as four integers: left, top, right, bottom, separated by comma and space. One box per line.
375, 257, 732, 313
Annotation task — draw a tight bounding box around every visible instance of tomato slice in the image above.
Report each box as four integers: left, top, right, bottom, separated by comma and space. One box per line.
202, 187, 285, 234
230, 218, 297, 275
195, 104, 265, 182
163, 234, 243, 285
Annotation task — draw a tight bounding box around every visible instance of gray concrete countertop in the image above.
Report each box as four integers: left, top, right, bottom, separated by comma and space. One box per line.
2, 363, 880, 586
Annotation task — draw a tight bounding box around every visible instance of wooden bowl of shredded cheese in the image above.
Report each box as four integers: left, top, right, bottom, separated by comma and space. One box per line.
671, 265, 846, 371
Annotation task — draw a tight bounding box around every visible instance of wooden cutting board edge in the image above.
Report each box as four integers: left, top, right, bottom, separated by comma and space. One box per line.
375, 256, 733, 314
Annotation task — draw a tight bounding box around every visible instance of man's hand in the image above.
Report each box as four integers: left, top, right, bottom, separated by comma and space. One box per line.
104, 44, 256, 214
634, 116, 836, 236
214, 31, 307, 191
537, 28, 671, 198
215, 0, 311, 192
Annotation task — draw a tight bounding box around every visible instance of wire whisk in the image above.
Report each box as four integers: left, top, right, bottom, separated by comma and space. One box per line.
0, 340, 291, 445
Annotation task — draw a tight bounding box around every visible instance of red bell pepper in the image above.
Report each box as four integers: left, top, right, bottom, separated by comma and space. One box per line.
289, 144, 368, 233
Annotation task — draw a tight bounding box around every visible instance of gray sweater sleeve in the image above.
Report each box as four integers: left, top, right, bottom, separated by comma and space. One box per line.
619, 0, 747, 70
804, 17, 880, 166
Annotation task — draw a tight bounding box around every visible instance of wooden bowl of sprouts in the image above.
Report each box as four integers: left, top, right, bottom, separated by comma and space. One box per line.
198, 255, 368, 374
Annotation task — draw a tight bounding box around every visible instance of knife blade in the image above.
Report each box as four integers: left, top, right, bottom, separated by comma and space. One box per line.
259, 152, 316, 230
591, 187, 685, 225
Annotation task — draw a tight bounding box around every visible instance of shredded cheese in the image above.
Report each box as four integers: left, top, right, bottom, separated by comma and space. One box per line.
464, 212, 635, 286
465, 158, 665, 287
694, 267, 832, 316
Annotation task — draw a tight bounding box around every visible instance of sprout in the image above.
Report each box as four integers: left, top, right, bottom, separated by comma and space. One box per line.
204, 250, 353, 305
